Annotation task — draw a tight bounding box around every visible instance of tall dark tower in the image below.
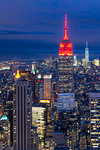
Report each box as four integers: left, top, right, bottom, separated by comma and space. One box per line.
59, 14, 73, 93
13, 80, 31, 150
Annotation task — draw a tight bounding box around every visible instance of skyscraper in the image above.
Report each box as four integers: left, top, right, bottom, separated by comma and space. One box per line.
57, 16, 75, 149
32, 105, 46, 140
57, 93, 75, 111
73, 55, 78, 66
0, 100, 4, 118
85, 41, 89, 63
0, 126, 8, 150
38, 76, 44, 101
59, 14, 73, 93
89, 82, 100, 150
0, 115, 11, 149
31, 62, 36, 74
13, 79, 33, 150
44, 75, 52, 100
93, 59, 100, 66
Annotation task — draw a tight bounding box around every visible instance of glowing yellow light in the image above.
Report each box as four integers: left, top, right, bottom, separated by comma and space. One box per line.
40, 100, 50, 104
60, 43, 64, 48
15, 70, 21, 79
67, 43, 72, 47
38, 74, 41, 79
42, 62, 44, 64
44, 75, 52, 79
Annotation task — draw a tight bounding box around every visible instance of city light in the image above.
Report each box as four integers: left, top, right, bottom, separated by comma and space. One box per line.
40, 100, 50, 104
15, 70, 21, 79
0, 6, 99, 150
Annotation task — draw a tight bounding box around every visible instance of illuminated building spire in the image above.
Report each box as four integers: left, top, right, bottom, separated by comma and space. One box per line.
31, 63, 35, 74
59, 14, 73, 56
85, 41, 89, 63
63, 14, 69, 40
86, 41, 88, 49
15, 70, 21, 79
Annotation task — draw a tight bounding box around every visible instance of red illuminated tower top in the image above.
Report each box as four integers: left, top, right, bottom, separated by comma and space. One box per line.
59, 14, 73, 56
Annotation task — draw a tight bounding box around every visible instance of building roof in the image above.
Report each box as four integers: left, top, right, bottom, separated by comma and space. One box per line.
0, 115, 8, 121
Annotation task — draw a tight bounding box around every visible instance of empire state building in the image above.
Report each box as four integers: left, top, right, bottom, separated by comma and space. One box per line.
58, 14, 74, 93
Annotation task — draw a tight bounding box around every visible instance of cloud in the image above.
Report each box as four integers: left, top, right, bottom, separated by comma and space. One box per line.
0, 30, 55, 35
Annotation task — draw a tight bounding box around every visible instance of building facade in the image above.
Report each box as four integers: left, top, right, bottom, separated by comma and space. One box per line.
32, 105, 46, 140
44, 75, 52, 100
57, 93, 75, 111
89, 83, 100, 149
58, 14, 73, 93
85, 41, 89, 64
13, 79, 33, 150
0, 115, 10, 149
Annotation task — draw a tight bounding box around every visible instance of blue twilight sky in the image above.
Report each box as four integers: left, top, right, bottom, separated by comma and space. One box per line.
0, 0, 100, 57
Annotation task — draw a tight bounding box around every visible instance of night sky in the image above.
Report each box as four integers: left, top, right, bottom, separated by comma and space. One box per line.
0, 0, 100, 57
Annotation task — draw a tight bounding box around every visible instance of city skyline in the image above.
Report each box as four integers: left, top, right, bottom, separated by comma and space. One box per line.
0, 2, 100, 150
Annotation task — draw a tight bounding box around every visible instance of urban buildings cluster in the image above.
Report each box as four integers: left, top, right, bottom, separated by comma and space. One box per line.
0, 15, 100, 150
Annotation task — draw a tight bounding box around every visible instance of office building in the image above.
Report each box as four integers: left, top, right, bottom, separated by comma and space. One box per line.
38, 75, 44, 101
44, 75, 52, 100
20, 71, 30, 80
59, 14, 73, 93
73, 55, 78, 67
31, 62, 36, 74
0, 126, 8, 150
57, 93, 75, 111
89, 82, 100, 149
32, 105, 46, 140
0, 100, 4, 118
53, 132, 67, 149
30, 127, 39, 150
5, 93, 13, 145
85, 41, 89, 63
13, 79, 33, 150
0, 115, 11, 149
93, 59, 99, 67
82, 58, 86, 68
30, 73, 37, 103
